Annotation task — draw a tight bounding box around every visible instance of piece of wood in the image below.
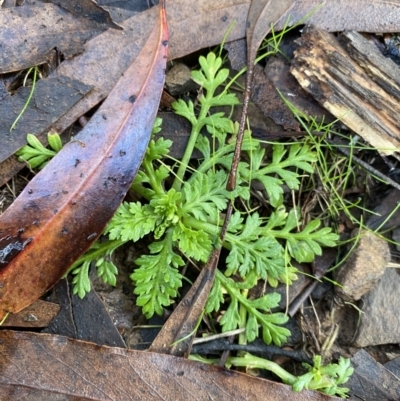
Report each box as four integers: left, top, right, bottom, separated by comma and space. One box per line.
291, 26, 400, 156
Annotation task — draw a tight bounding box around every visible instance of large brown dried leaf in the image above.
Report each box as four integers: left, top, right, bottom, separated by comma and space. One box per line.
0, 3, 168, 317
49, 0, 122, 30
281, 0, 400, 32
0, 3, 108, 73
0, 330, 339, 401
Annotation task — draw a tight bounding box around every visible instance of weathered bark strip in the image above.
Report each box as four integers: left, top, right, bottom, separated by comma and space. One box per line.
291, 26, 400, 156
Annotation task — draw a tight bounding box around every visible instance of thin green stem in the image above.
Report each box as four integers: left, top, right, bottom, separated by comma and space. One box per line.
172, 92, 219, 192
68, 239, 125, 273
182, 216, 222, 236
143, 159, 164, 195
10, 67, 37, 131
238, 288, 248, 347
228, 353, 297, 385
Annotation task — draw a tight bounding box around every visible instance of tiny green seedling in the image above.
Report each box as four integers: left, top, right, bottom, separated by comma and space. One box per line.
16, 132, 63, 169
225, 353, 353, 398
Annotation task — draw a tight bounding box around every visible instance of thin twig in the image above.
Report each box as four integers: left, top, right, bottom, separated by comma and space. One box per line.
226, 66, 254, 191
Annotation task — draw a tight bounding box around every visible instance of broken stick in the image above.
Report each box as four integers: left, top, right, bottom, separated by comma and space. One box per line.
291, 26, 400, 158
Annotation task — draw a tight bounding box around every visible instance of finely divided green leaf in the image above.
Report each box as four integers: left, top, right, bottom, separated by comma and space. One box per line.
132, 233, 184, 318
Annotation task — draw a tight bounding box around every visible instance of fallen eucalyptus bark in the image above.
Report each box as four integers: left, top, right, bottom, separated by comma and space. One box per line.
291, 26, 400, 157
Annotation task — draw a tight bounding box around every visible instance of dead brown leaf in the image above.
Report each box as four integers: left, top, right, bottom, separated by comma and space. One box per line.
0, 3, 108, 73
282, 0, 400, 33
0, 300, 59, 328
49, 0, 122, 30
0, 330, 340, 401
246, 0, 296, 65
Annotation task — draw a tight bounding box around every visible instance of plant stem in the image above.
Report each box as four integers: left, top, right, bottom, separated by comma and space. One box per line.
228, 353, 297, 385
172, 124, 199, 191
182, 216, 222, 236
238, 288, 248, 347
143, 159, 164, 195
172, 94, 218, 192
69, 239, 124, 272
10, 67, 38, 131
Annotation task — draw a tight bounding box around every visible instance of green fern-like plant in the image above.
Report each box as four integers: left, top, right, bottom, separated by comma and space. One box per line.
15, 21, 354, 394
18, 52, 339, 347
16, 132, 62, 169
69, 52, 338, 346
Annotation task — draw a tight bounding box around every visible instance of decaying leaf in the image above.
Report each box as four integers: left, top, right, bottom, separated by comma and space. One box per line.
0, 2, 168, 317
49, 0, 122, 30
279, 0, 400, 33
0, 3, 109, 73
0, 300, 60, 328
0, 330, 340, 401
246, 0, 296, 65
